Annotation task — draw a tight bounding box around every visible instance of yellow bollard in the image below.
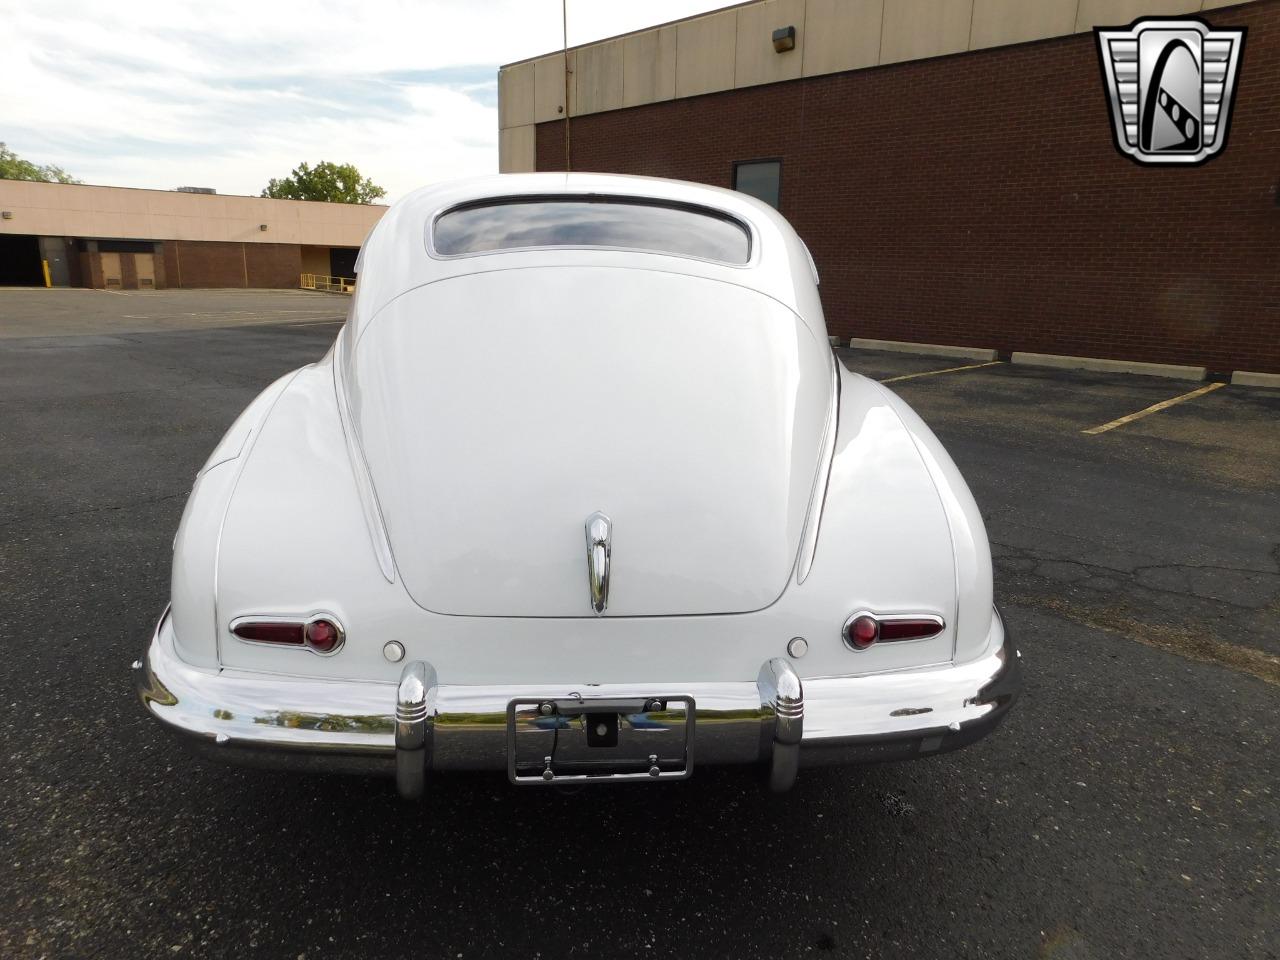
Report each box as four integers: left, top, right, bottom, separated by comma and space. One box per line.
42, 259, 51, 287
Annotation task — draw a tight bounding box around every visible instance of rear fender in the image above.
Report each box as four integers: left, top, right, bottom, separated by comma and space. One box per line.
776, 368, 960, 674
211, 362, 414, 675
874, 383, 995, 663
171, 371, 299, 668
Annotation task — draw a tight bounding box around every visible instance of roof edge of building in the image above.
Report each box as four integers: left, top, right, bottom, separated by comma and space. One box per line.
499, 0, 760, 70
0, 178, 388, 212
497, 0, 1262, 134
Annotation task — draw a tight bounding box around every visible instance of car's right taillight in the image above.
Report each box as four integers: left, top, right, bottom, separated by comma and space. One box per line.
843, 613, 945, 651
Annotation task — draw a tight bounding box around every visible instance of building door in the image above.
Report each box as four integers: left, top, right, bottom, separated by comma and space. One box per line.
135, 253, 156, 289
38, 237, 71, 286
100, 253, 122, 289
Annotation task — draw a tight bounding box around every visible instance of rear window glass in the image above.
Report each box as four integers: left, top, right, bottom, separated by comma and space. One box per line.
432, 197, 751, 264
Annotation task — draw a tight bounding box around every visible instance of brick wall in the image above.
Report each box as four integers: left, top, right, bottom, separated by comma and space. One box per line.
536, 0, 1279, 374
165, 241, 244, 288
161, 241, 302, 289
245, 243, 303, 288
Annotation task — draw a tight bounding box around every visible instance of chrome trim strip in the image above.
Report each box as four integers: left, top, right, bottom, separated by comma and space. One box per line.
137, 606, 1016, 784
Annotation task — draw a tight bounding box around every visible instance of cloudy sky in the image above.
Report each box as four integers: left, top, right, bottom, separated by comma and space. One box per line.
1, 0, 726, 202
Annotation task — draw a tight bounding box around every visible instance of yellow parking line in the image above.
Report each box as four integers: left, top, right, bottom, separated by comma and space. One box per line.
1082, 382, 1225, 435
880, 360, 1003, 384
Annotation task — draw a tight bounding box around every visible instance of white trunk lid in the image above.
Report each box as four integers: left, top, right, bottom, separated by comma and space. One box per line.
348, 267, 832, 618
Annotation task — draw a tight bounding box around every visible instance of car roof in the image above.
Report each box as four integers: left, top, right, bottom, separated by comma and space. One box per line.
349, 173, 824, 337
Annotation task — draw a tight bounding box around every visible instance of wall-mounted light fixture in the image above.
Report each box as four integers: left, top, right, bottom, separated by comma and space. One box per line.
259, 224, 268, 231
772, 25, 796, 53
0, 211, 13, 220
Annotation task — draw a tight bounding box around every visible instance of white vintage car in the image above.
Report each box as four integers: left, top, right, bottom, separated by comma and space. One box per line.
136, 173, 1020, 796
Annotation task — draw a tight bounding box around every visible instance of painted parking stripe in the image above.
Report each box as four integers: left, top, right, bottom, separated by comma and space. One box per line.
1082, 382, 1226, 435
879, 360, 1003, 384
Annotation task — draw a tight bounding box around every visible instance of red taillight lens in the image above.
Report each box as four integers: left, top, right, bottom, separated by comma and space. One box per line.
232, 621, 305, 645
879, 618, 945, 641
846, 615, 879, 650
304, 618, 342, 653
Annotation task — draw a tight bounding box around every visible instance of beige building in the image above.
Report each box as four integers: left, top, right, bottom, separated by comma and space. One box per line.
0, 180, 386, 290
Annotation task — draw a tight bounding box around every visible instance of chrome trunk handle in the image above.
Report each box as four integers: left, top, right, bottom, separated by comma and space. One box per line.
584, 511, 612, 615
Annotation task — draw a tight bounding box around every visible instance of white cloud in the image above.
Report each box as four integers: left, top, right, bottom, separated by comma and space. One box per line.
0, 0, 728, 202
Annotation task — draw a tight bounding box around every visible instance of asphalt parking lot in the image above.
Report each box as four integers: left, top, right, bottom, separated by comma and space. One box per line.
1, 289, 1276, 959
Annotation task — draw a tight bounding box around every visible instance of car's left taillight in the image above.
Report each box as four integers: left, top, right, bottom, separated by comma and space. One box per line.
231, 615, 345, 655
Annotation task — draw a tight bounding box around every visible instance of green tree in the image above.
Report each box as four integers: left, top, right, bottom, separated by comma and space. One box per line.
261, 161, 386, 204
0, 142, 79, 183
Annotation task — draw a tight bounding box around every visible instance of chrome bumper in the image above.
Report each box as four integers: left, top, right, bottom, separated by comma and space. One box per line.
135, 608, 1021, 796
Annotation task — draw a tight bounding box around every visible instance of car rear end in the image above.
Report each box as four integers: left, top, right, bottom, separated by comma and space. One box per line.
135, 173, 1020, 795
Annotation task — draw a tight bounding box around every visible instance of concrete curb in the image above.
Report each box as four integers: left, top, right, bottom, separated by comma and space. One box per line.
847, 338, 997, 361
1010, 352, 1207, 382
1230, 370, 1280, 388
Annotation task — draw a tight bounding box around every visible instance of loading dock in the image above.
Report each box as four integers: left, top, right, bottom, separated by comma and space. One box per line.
0, 234, 43, 286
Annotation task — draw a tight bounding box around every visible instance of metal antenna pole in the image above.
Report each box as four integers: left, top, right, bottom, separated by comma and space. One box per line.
562, 0, 572, 171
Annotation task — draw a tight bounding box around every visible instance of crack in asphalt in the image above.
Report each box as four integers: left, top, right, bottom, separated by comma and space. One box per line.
993, 531, 1280, 682
993, 517, 1280, 577
990, 539, 1280, 610
1008, 593, 1280, 688
0, 492, 188, 528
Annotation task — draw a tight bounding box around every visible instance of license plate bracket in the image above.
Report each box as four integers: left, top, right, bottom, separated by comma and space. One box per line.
507, 695, 695, 784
